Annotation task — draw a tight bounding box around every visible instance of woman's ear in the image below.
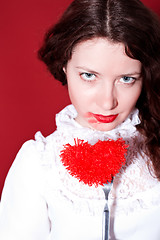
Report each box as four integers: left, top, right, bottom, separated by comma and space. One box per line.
63, 67, 66, 74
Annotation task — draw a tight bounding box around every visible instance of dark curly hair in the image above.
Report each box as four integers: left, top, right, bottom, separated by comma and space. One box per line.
38, 0, 160, 180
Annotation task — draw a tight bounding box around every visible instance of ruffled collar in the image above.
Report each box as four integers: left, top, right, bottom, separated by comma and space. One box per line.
56, 104, 140, 144
45, 105, 141, 209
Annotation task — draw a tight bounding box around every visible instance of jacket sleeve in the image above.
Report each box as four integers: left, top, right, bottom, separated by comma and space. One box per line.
0, 140, 50, 240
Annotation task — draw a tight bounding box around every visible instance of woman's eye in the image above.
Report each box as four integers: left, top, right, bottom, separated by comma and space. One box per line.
80, 72, 96, 81
119, 76, 136, 84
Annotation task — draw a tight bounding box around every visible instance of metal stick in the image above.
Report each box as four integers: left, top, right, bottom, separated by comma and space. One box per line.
102, 183, 112, 240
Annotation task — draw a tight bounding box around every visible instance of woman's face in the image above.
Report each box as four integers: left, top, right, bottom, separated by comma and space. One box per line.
64, 38, 142, 131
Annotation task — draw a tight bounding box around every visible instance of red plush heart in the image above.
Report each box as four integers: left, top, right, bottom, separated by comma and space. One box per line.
60, 138, 128, 187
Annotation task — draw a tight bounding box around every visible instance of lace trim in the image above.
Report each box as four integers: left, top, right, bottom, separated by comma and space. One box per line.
34, 106, 160, 217
109, 183, 160, 217
35, 131, 160, 217
110, 136, 158, 200
35, 131, 106, 216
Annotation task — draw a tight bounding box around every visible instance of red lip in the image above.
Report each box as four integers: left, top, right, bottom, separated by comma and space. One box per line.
92, 113, 118, 123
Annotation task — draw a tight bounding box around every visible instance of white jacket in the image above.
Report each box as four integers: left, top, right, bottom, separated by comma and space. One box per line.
0, 105, 160, 240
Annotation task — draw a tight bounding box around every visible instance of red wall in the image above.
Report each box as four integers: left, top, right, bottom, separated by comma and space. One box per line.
0, 0, 72, 195
0, 0, 160, 196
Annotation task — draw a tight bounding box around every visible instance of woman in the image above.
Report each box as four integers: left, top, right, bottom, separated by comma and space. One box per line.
0, 0, 160, 239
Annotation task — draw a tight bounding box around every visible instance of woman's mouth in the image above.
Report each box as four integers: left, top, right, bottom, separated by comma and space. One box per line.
92, 113, 118, 123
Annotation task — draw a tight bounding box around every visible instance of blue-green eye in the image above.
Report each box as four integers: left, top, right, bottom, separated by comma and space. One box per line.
80, 72, 96, 81
120, 76, 136, 84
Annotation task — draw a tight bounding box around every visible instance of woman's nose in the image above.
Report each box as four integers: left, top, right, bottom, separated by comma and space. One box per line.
96, 83, 118, 111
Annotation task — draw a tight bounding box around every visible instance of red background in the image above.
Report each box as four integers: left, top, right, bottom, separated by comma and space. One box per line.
0, 0, 160, 196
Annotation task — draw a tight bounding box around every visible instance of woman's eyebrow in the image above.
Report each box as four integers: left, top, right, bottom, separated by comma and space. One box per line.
121, 72, 141, 76
75, 66, 100, 75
